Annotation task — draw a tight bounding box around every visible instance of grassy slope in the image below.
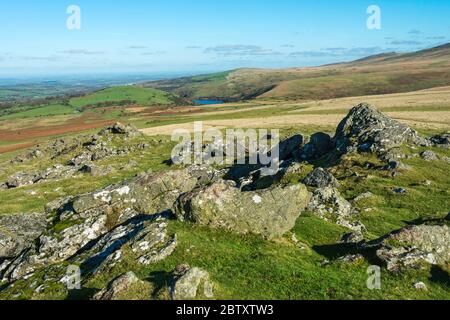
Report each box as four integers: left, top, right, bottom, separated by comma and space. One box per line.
69, 86, 177, 108
145, 44, 450, 101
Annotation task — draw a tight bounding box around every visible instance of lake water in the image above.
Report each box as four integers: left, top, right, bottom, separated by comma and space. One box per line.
194, 99, 224, 105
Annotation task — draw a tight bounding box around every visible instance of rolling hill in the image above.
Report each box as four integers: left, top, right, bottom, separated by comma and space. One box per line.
144, 43, 450, 102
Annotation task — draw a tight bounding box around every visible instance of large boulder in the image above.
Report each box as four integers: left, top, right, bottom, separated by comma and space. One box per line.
0, 213, 47, 259
333, 103, 428, 155
376, 223, 449, 272
175, 180, 310, 238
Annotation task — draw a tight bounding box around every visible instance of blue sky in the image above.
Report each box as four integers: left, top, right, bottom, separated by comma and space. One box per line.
0, 0, 449, 75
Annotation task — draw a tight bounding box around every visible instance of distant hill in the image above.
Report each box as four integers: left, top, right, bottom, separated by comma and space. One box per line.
0, 86, 185, 120
144, 43, 450, 101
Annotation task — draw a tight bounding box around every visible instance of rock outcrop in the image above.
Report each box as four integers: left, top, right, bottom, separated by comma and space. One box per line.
333, 103, 428, 155
375, 222, 449, 271
175, 180, 310, 238
0, 213, 47, 259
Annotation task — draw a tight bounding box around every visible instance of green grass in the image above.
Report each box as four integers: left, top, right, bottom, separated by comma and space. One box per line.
0, 104, 76, 120
69, 86, 178, 109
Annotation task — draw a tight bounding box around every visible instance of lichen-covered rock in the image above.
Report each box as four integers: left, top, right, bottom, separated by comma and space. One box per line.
175, 180, 310, 238
93, 271, 153, 300
307, 187, 364, 232
0, 213, 47, 259
171, 265, 214, 300
78, 216, 177, 275
69, 168, 198, 216
303, 168, 340, 188
376, 223, 449, 271
333, 103, 428, 155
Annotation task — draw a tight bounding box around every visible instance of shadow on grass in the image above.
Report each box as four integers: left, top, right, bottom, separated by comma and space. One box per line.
312, 242, 383, 265
66, 288, 98, 300
429, 265, 450, 289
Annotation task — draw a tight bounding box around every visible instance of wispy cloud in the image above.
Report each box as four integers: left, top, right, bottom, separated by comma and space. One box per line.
289, 47, 384, 58
281, 44, 295, 48
60, 49, 105, 55
426, 36, 446, 40
388, 40, 422, 46
127, 46, 148, 50
141, 51, 166, 56
205, 45, 282, 57
186, 46, 202, 49
408, 29, 421, 35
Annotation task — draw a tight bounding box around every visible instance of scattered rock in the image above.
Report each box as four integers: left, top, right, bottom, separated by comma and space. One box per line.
353, 192, 374, 202
420, 151, 438, 161
341, 232, 364, 244
303, 168, 340, 188
429, 133, 450, 148
413, 282, 428, 291
93, 271, 152, 300
376, 223, 449, 271
307, 187, 364, 232
171, 265, 214, 300
79, 164, 113, 177
98, 122, 143, 137
175, 180, 310, 238
392, 187, 407, 195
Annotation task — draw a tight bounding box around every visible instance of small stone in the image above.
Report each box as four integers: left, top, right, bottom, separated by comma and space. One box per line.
392, 187, 407, 194
420, 151, 438, 161
413, 282, 428, 291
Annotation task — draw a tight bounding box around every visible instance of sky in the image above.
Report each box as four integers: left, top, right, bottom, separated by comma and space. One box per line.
0, 0, 449, 76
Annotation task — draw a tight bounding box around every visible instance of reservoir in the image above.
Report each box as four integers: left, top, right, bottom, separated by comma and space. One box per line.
193, 99, 224, 105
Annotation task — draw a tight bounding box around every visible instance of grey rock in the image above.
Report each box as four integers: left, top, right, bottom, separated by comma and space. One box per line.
0, 213, 47, 259
392, 187, 407, 194
376, 224, 449, 271
307, 187, 364, 232
99, 122, 143, 137
420, 150, 438, 161
175, 180, 310, 238
333, 103, 428, 155
413, 282, 428, 291
303, 168, 340, 188
301, 132, 333, 160
171, 265, 214, 300
93, 271, 152, 300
